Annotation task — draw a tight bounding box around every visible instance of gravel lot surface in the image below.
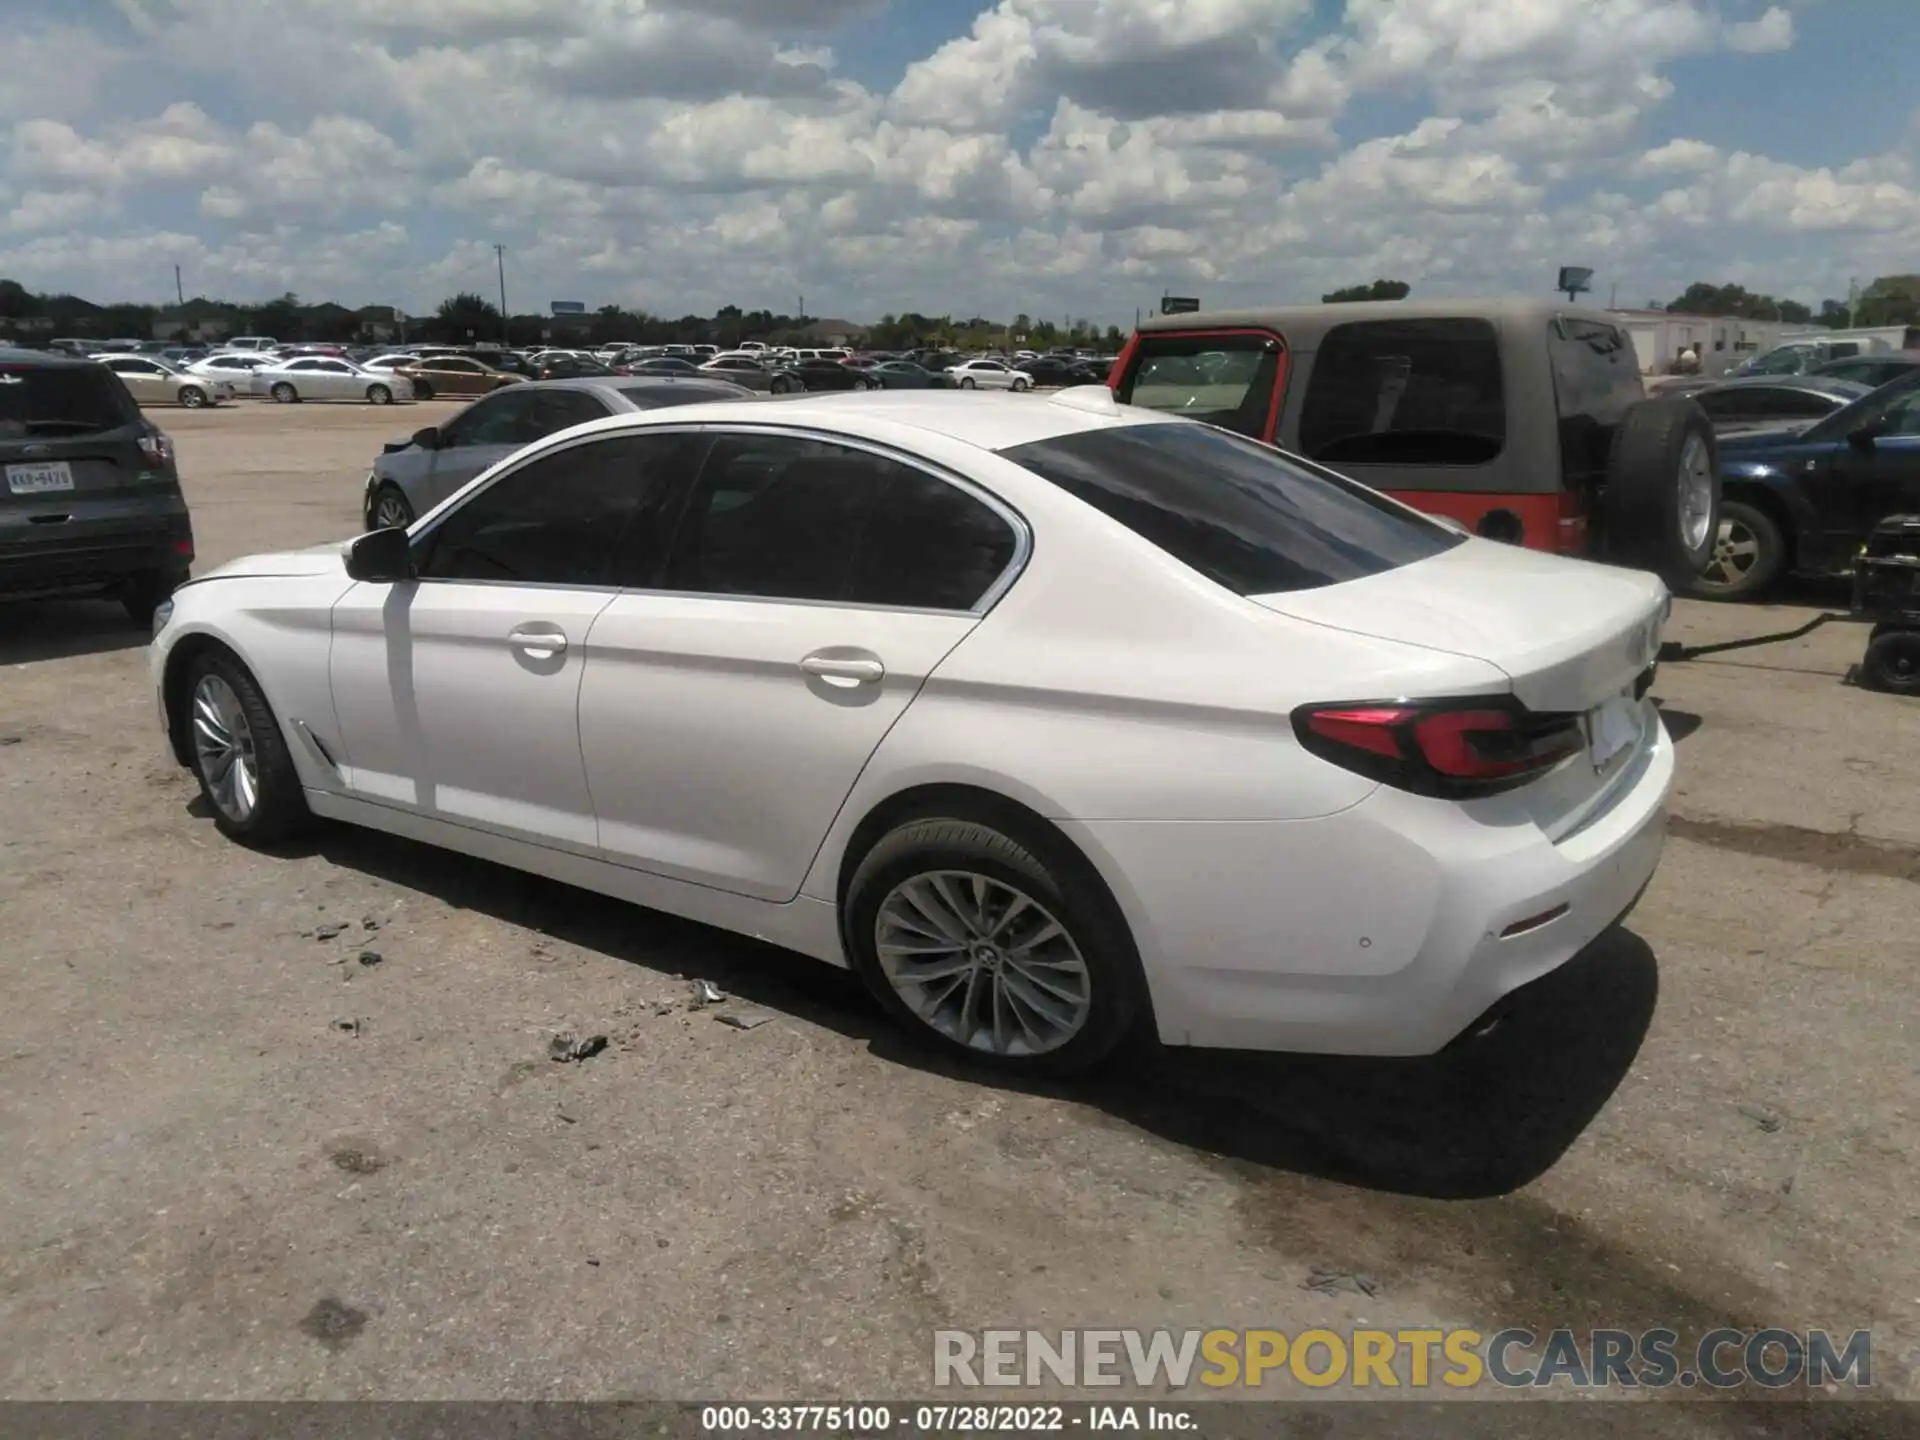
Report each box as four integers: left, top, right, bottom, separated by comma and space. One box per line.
1, 400, 1915, 1415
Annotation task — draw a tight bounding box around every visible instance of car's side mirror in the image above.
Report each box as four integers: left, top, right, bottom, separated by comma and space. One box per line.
411, 425, 441, 450
345, 526, 415, 583
1848, 418, 1888, 450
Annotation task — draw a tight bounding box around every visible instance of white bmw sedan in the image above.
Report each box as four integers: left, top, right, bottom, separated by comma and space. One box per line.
249, 356, 416, 405
150, 389, 1673, 1076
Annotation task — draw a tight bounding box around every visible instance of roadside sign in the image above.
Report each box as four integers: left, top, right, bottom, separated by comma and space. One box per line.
1160, 296, 1201, 315
550, 301, 587, 316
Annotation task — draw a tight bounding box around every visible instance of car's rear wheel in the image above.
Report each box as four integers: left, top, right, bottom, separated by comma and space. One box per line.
182, 650, 312, 845
845, 816, 1145, 1077
177, 385, 207, 409
770, 377, 791, 394
1604, 397, 1720, 590
370, 482, 414, 530
1689, 499, 1785, 601
1861, 628, 1920, 696
269, 382, 298, 404
367, 383, 393, 405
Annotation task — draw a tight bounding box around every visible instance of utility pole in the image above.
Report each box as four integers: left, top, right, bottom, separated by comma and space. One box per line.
494, 243, 509, 345
173, 264, 184, 306
1609, 281, 1618, 309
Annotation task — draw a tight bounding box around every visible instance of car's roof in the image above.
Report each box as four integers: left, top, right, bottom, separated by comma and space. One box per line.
1135, 295, 1614, 338
569, 387, 1157, 451
1704, 374, 1871, 396
0, 346, 103, 369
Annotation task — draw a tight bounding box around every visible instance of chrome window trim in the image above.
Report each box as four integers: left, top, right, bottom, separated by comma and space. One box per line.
404, 421, 1033, 617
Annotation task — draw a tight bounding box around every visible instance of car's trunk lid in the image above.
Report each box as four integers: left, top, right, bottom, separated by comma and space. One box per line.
1252, 540, 1669, 838
1, 363, 155, 509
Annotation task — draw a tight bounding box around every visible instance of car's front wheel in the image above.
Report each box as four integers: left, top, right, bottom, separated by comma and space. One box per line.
1689, 499, 1786, 601
182, 650, 312, 846
770, 377, 791, 394
845, 816, 1146, 1077
1011, 376, 1031, 392
370, 482, 414, 530
269, 382, 298, 404
1861, 627, 1920, 695
177, 385, 208, 409
367, 383, 393, 405
959, 376, 976, 389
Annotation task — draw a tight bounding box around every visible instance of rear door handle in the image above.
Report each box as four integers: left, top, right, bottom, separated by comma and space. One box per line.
508, 626, 567, 659
799, 655, 884, 685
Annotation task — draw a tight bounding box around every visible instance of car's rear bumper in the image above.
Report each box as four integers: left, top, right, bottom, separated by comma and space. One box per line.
0, 503, 194, 598
1062, 711, 1674, 1057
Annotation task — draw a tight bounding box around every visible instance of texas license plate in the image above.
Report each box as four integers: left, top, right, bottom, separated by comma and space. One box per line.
1584, 690, 1642, 771
6, 460, 74, 494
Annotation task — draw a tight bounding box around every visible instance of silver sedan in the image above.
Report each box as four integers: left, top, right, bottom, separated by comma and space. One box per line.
250, 357, 416, 405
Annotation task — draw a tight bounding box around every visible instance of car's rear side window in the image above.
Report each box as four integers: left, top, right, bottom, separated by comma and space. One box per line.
1299, 318, 1506, 466
0, 363, 140, 437
1115, 333, 1282, 439
999, 422, 1462, 596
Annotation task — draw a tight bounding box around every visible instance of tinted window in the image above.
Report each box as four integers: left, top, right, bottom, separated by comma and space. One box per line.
850, 469, 1017, 609
444, 389, 538, 448
1548, 318, 1643, 484
1300, 319, 1506, 466
1115, 334, 1282, 439
418, 433, 699, 587
663, 434, 1008, 607
0, 362, 140, 436
999, 422, 1461, 596
1700, 387, 1836, 421
531, 389, 609, 436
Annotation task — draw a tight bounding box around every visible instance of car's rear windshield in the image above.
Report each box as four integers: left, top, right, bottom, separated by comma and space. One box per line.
0, 362, 140, 438
614, 382, 745, 408
998, 421, 1463, 595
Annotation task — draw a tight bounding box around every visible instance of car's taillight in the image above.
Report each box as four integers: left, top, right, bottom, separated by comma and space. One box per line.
139, 430, 174, 466
1293, 699, 1585, 797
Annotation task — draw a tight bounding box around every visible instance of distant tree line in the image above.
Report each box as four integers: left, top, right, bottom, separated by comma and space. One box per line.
1661, 276, 1919, 328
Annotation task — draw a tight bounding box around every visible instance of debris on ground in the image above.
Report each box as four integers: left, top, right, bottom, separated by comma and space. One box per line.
357, 950, 383, 967
312, 922, 349, 942
0, 736, 21, 746
689, 979, 727, 1009
1739, 1103, 1785, 1134
297, 1296, 368, 1350
361, 915, 381, 933
331, 1018, 363, 1037
1304, 1267, 1380, 1298
714, 1010, 774, 1031
549, 1031, 609, 1063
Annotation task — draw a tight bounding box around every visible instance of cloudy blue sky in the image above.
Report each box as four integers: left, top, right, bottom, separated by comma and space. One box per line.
2, 0, 1914, 326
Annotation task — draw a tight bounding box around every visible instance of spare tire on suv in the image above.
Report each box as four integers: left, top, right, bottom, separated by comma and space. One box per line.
1602, 397, 1720, 591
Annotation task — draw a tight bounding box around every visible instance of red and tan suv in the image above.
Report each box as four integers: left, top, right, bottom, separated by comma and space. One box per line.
1112, 298, 1720, 589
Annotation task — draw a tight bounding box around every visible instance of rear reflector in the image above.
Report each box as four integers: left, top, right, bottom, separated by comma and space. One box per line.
1295, 697, 1586, 798
1499, 903, 1570, 938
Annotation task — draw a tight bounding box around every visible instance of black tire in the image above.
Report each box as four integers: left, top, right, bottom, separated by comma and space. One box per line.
177, 385, 207, 409
121, 567, 184, 627
1012, 377, 1030, 392
269, 382, 298, 404
1688, 498, 1786, 601
1604, 397, 1720, 590
959, 377, 976, 389
1861, 629, 1920, 696
413, 381, 436, 399
770, 377, 791, 394
181, 649, 313, 846
367, 383, 393, 405
844, 815, 1146, 1077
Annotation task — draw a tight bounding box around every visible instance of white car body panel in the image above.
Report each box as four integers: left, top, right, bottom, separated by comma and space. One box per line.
251, 360, 414, 403
152, 392, 1675, 1057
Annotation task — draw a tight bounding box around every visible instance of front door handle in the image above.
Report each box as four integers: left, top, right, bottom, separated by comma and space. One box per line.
799, 654, 884, 685
508, 626, 567, 659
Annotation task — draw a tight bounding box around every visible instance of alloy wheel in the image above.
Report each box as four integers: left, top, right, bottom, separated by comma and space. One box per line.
191, 674, 260, 824
1678, 434, 1714, 555
1700, 517, 1760, 591
372, 488, 413, 530
874, 871, 1092, 1057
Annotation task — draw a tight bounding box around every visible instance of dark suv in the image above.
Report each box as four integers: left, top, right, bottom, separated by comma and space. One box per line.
0, 348, 194, 625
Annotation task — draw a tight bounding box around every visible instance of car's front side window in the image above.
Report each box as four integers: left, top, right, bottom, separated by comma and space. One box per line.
415, 433, 703, 588
443, 390, 537, 448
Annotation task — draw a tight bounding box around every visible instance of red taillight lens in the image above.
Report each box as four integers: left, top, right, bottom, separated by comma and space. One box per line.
1295, 699, 1584, 797
139, 431, 173, 466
